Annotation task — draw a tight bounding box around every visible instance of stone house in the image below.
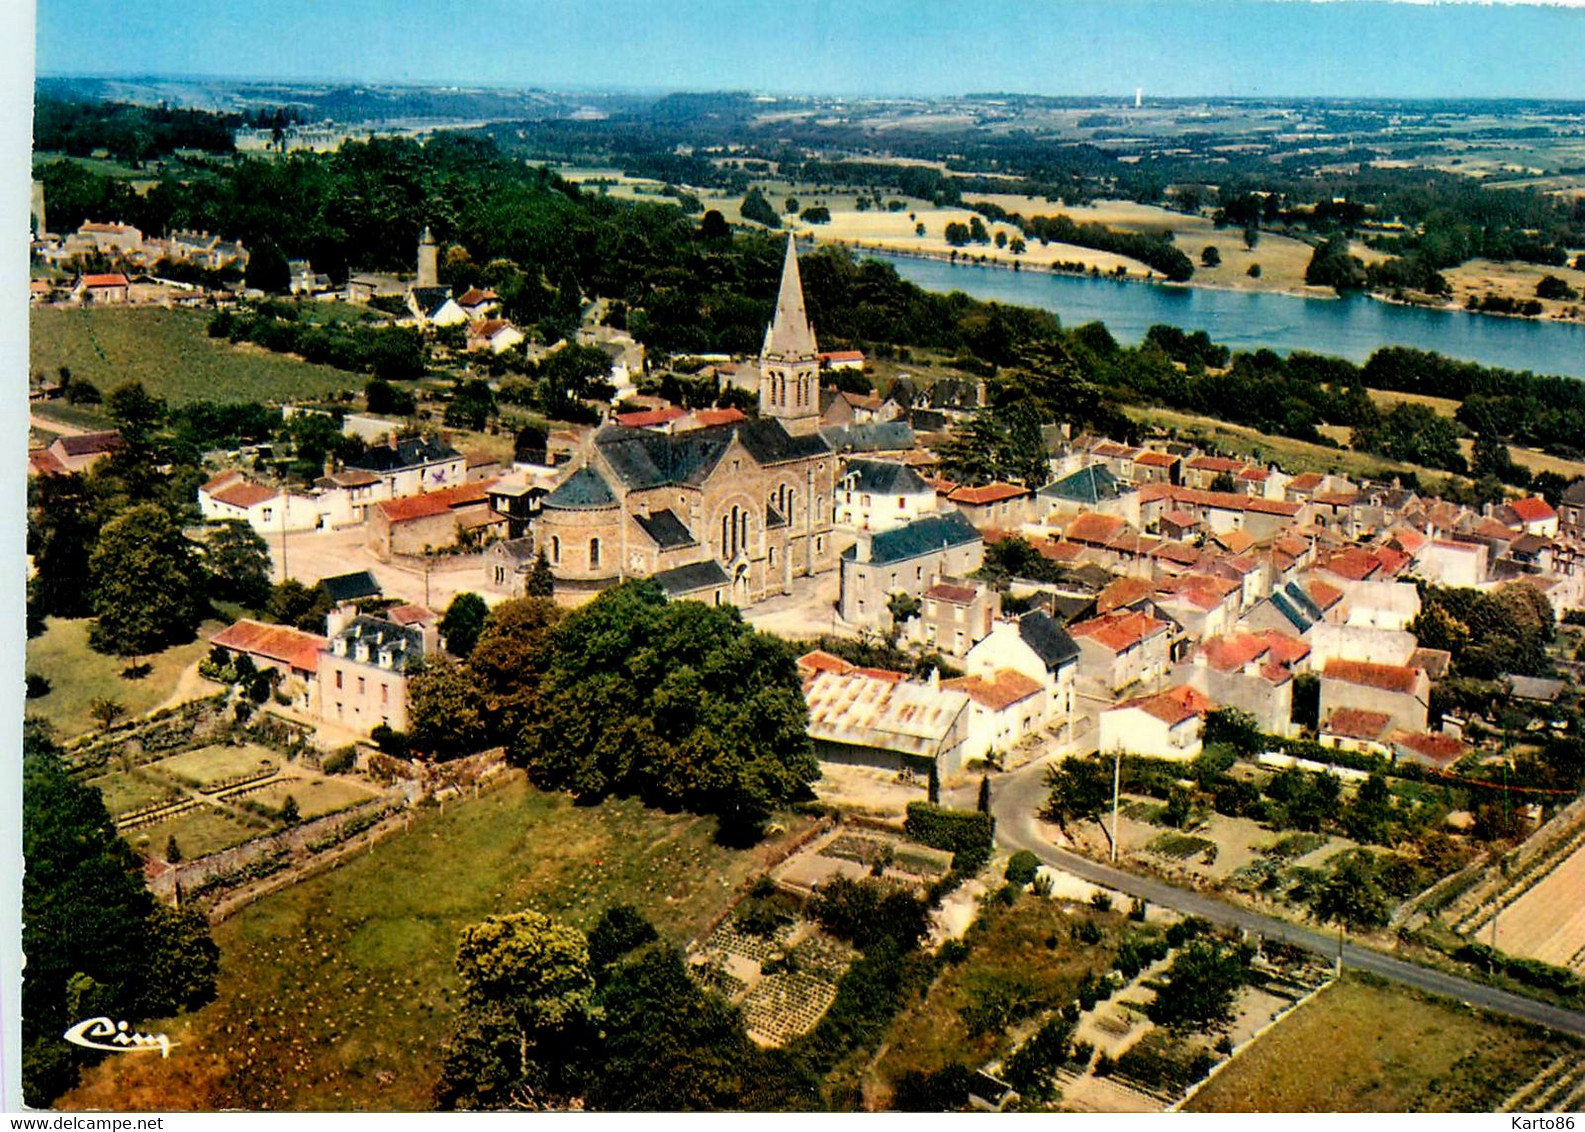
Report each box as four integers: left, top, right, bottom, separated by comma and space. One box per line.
964, 610, 1081, 727
941, 669, 1047, 764
47, 430, 121, 473
318, 614, 428, 734
73, 272, 129, 304
1173, 631, 1310, 737
344, 434, 467, 499
915, 578, 998, 659
1067, 610, 1173, 696
367, 479, 503, 560
483, 537, 538, 597
209, 619, 326, 715
1319, 659, 1431, 735
839, 511, 984, 629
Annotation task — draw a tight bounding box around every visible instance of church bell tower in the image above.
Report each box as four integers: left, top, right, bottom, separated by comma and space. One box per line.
416, 225, 439, 288
759, 235, 822, 436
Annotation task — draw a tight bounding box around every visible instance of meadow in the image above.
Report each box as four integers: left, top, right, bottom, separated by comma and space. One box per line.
60, 778, 813, 1111
25, 616, 223, 739
1183, 972, 1583, 1112
30, 306, 359, 406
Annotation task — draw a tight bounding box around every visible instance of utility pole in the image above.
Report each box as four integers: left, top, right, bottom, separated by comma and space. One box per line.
1110, 747, 1121, 863
280, 491, 288, 582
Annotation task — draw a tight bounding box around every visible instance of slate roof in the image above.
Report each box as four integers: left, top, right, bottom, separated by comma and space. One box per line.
320, 570, 382, 603
410, 286, 453, 316
734, 418, 832, 465
1041, 464, 1126, 505
1017, 610, 1080, 670
329, 615, 427, 674
593, 424, 732, 489
849, 511, 982, 566
653, 558, 731, 598
763, 235, 818, 359
841, 458, 929, 495
544, 466, 619, 509
346, 435, 461, 474
821, 421, 917, 452
634, 508, 697, 549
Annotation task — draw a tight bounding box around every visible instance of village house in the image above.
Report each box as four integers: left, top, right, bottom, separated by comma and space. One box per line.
456, 287, 500, 319
839, 511, 984, 629
318, 613, 431, 733
1098, 685, 1216, 761
73, 272, 129, 304
945, 482, 1036, 530
818, 349, 866, 372
209, 619, 326, 715
964, 610, 1081, 728
482, 537, 539, 597
45, 430, 121, 474
941, 668, 1047, 764
1319, 707, 1396, 756
466, 318, 525, 354
1559, 481, 1585, 541
1067, 609, 1173, 696
1503, 496, 1560, 539
912, 578, 996, 660
1319, 659, 1431, 736
367, 479, 503, 560
344, 434, 467, 498
1174, 631, 1310, 736
199, 471, 324, 533
835, 458, 938, 532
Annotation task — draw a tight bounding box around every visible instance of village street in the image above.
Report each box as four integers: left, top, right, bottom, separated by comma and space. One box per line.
267, 525, 489, 612
990, 756, 1585, 1041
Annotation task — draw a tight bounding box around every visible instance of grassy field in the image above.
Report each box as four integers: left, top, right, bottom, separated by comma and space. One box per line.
863, 897, 1130, 1106
30, 306, 360, 405
1184, 972, 1581, 1112
1123, 406, 1424, 481
155, 744, 280, 788
25, 617, 223, 739
84, 769, 179, 816
60, 778, 812, 1111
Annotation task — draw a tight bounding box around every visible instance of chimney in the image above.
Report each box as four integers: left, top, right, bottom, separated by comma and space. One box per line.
323, 455, 336, 480
853, 531, 873, 563
388, 431, 399, 450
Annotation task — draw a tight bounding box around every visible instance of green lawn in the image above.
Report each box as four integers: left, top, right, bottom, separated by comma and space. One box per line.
247, 777, 377, 819
154, 744, 280, 789
1184, 971, 1582, 1112
61, 779, 811, 1112
127, 807, 264, 861
30, 306, 359, 405
25, 617, 222, 739
85, 769, 181, 817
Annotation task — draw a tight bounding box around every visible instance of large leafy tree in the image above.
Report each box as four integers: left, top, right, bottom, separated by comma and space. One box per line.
465, 596, 563, 741
440, 591, 489, 658
515, 581, 817, 832
435, 911, 595, 1111
1145, 940, 1251, 1034
27, 472, 100, 622
204, 520, 273, 608
87, 504, 206, 658
21, 725, 218, 1105
407, 655, 489, 759
1312, 851, 1392, 934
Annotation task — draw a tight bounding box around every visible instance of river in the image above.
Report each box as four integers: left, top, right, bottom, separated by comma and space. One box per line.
864, 251, 1585, 379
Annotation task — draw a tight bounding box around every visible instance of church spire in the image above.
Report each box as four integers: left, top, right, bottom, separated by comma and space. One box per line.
763, 234, 817, 360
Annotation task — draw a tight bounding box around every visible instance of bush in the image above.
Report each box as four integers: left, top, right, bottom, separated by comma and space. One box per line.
320, 746, 357, 775
904, 803, 994, 874
1005, 850, 1040, 886
369, 723, 410, 758
1090, 891, 1113, 912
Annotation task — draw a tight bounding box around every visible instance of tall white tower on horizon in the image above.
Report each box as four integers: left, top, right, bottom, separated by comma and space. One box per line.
416, 225, 439, 288
1135, 87, 1143, 110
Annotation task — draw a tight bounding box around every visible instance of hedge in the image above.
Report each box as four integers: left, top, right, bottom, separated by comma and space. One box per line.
905, 803, 994, 874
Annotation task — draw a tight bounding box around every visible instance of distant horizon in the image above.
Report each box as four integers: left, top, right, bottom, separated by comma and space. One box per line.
32, 70, 1585, 107
33, 1, 1585, 101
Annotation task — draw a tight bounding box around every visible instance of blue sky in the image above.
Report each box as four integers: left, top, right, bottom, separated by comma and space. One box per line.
31, 0, 1585, 99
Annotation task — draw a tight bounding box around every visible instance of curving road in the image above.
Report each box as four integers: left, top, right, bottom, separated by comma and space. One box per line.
991, 757, 1585, 1040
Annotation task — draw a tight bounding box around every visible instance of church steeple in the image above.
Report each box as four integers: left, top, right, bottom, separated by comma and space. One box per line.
416, 225, 439, 288
763, 234, 818, 360
759, 236, 821, 435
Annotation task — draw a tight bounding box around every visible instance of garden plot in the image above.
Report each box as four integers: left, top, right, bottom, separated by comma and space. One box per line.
154, 744, 281, 790
691, 918, 858, 1048
242, 775, 380, 820
1491, 837, 1585, 972
86, 769, 180, 817
773, 827, 952, 894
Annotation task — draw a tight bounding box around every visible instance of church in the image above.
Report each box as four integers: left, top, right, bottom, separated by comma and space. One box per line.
533, 236, 841, 605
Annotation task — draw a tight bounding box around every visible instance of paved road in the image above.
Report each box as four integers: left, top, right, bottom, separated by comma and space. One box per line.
991, 757, 1585, 1040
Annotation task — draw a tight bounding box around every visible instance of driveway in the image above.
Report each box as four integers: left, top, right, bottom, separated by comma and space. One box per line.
989, 756, 1585, 1040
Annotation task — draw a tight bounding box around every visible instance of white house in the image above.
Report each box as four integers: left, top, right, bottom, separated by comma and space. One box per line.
835, 457, 939, 533
942, 668, 1046, 763
199, 471, 325, 533
1098, 684, 1216, 761
466, 318, 525, 354
964, 610, 1081, 727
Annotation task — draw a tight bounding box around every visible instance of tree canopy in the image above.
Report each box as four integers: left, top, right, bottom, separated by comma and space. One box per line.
87, 503, 206, 657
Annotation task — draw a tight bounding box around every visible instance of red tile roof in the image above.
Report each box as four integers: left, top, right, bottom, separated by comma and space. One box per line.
386, 603, 437, 626
1509, 496, 1557, 523
943, 669, 1043, 711
797, 650, 853, 676
1064, 512, 1129, 546
1324, 708, 1393, 742
1069, 610, 1169, 653
1188, 456, 1248, 474
819, 350, 866, 363
469, 318, 512, 338
81, 273, 129, 288
374, 480, 496, 524
1391, 730, 1466, 767
1323, 659, 1425, 695
211, 619, 326, 673
614, 407, 686, 429
28, 448, 68, 476
211, 481, 278, 509
54, 430, 122, 457
457, 287, 499, 306
690, 407, 748, 428
1136, 451, 1178, 468
1096, 576, 1157, 614
1113, 684, 1216, 726
950, 482, 1027, 505
925, 582, 979, 605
